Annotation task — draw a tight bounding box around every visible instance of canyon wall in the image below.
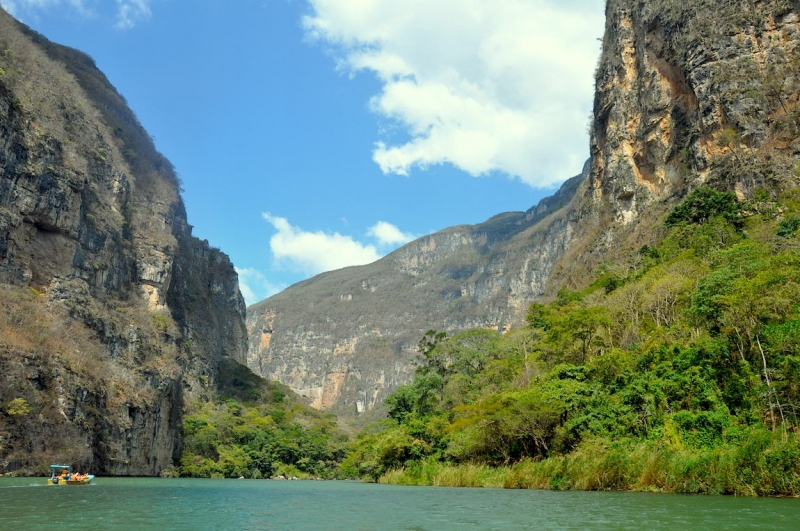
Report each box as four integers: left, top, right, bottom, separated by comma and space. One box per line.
247, 171, 585, 419
555, 0, 800, 283
0, 10, 247, 475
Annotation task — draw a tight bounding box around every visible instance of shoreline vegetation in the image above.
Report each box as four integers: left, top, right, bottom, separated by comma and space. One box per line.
172, 359, 349, 481
340, 188, 800, 497
376, 432, 800, 496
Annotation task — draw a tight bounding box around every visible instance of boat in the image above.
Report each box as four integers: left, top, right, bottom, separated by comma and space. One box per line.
47, 465, 94, 485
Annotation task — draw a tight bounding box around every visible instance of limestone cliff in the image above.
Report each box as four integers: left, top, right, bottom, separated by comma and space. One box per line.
247, 170, 584, 419
0, 10, 247, 475
554, 0, 800, 284
248, 0, 800, 420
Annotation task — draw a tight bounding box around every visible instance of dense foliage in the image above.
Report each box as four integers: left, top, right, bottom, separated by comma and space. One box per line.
343, 188, 800, 495
176, 360, 349, 479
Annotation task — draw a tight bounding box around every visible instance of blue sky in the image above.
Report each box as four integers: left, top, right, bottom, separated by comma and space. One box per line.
2, 0, 605, 305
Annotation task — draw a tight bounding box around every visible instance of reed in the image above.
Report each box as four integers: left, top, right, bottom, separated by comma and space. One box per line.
377, 431, 800, 496
432, 464, 506, 488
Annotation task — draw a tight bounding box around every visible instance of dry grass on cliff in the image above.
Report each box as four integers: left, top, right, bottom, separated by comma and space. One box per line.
0, 282, 187, 435
0, 11, 103, 174
0, 283, 179, 388
0, 285, 90, 352
0, 8, 181, 208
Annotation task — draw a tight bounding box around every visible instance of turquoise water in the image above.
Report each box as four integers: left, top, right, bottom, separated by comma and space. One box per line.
1, 477, 799, 530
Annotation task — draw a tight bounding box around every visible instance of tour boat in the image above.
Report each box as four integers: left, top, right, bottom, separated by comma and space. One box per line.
47, 465, 94, 485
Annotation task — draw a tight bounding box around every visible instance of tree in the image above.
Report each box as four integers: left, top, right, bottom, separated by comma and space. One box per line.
545, 306, 611, 362
417, 330, 448, 378
504, 328, 541, 382
385, 385, 417, 422
665, 187, 743, 229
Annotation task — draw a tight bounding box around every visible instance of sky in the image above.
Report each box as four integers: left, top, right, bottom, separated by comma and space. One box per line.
1, 0, 606, 306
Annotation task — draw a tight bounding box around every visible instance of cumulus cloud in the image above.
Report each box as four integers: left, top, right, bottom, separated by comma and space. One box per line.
368, 221, 416, 247
303, 0, 605, 187
236, 267, 285, 306
115, 0, 151, 29
263, 213, 382, 276
1, 0, 152, 28
240, 217, 414, 305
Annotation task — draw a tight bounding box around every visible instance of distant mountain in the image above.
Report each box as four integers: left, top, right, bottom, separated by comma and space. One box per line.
247, 0, 800, 421
246, 170, 585, 420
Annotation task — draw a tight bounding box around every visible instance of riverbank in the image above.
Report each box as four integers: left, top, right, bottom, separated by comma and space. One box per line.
377, 433, 800, 497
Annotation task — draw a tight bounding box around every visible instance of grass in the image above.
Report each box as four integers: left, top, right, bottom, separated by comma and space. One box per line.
375, 431, 800, 496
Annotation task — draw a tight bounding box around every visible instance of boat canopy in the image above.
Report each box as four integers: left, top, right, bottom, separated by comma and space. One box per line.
50, 465, 71, 475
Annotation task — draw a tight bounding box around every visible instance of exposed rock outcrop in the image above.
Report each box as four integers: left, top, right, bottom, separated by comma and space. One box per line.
0, 9, 247, 475
555, 0, 800, 284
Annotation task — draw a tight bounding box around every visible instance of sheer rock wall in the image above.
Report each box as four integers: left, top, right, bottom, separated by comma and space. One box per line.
0, 9, 247, 476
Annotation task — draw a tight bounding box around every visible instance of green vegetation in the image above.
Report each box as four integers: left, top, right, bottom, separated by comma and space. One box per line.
664, 188, 742, 229
177, 359, 349, 479
4, 398, 30, 416
343, 188, 800, 495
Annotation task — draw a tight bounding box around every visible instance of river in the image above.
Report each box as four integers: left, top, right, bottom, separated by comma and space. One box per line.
1, 477, 799, 530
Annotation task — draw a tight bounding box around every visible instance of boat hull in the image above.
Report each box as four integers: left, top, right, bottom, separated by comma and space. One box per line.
47, 475, 94, 485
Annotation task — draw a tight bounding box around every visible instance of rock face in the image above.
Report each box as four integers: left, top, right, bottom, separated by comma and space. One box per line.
248, 0, 800, 419
247, 170, 585, 419
594, 0, 799, 209
0, 10, 247, 475
556, 0, 800, 283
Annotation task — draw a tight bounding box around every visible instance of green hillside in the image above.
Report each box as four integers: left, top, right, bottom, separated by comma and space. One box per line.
342, 186, 800, 495
175, 358, 350, 479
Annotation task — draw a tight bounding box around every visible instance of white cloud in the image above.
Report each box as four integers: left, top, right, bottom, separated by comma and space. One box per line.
303, 0, 605, 187
236, 267, 285, 306
1, 0, 152, 28
368, 221, 415, 247
263, 213, 382, 276
115, 0, 150, 29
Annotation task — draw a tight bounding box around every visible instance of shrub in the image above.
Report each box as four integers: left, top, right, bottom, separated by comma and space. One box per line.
665, 188, 743, 228
4, 397, 30, 416
777, 215, 800, 238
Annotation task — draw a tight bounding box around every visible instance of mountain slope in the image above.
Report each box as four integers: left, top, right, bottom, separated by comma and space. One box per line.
555, 0, 800, 285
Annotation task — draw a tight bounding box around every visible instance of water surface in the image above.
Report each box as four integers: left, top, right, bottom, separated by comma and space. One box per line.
1, 477, 799, 530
